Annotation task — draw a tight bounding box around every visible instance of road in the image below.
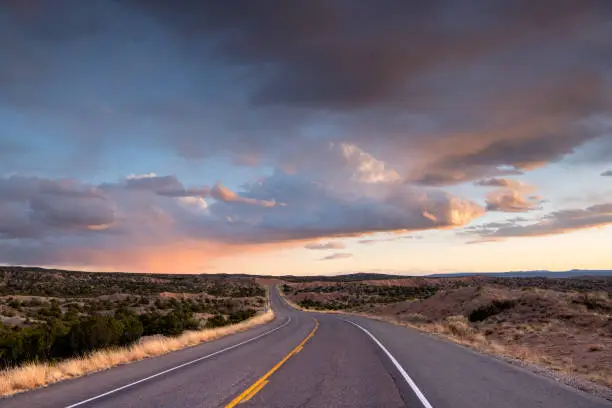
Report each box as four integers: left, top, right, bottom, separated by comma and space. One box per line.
1, 287, 609, 408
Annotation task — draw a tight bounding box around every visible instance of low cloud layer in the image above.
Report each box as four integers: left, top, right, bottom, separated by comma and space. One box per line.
602, 170, 612, 177
467, 203, 612, 242
358, 236, 422, 245
0, 165, 485, 269
304, 242, 346, 250
320, 253, 353, 261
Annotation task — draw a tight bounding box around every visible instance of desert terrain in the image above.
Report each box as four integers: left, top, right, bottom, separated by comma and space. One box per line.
283, 274, 612, 391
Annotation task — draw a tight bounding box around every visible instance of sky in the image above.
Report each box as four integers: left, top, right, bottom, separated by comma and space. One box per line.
0, 0, 611, 275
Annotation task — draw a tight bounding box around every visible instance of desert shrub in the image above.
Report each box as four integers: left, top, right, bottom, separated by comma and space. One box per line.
572, 293, 610, 312
37, 305, 62, 319
68, 316, 125, 353
26, 299, 43, 307
7, 299, 22, 311
206, 314, 227, 328
140, 310, 199, 336
0, 320, 71, 366
445, 315, 473, 337
228, 309, 256, 324
298, 299, 325, 309
468, 299, 516, 322
114, 309, 144, 344
402, 313, 429, 323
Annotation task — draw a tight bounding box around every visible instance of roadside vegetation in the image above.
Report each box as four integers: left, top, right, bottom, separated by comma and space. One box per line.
0, 266, 271, 395
283, 275, 612, 393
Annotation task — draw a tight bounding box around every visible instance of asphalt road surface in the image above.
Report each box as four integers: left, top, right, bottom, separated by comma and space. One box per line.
1, 287, 609, 408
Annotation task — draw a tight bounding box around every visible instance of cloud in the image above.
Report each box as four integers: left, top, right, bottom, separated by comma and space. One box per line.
125, 174, 209, 197
132, 2, 610, 109
328, 142, 401, 184
3, 1, 611, 186
0, 167, 485, 270
320, 253, 353, 261
485, 190, 542, 213
467, 203, 612, 242
0, 176, 115, 239
3, 2, 611, 271
475, 178, 523, 188
203, 172, 485, 244
210, 183, 279, 207
358, 235, 422, 245
304, 241, 345, 250
475, 178, 542, 213
602, 170, 612, 177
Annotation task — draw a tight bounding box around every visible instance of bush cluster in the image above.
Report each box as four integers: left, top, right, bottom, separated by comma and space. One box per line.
0, 305, 258, 368
468, 299, 516, 322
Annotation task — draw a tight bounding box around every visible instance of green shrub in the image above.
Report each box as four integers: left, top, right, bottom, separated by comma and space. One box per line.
115, 309, 144, 344
68, 316, 125, 353
228, 309, 256, 324
206, 314, 227, 328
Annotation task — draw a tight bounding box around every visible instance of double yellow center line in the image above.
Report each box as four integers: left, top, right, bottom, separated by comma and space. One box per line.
225, 319, 319, 407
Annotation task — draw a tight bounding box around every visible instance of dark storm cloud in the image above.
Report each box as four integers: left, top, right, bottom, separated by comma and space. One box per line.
2, 0, 611, 185
602, 170, 612, 177
132, 0, 612, 108
143, 0, 610, 182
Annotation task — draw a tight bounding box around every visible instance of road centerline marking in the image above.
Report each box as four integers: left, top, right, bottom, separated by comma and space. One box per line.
241, 380, 268, 403
225, 318, 319, 408
343, 319, 434, 408
64, 316, 292, 408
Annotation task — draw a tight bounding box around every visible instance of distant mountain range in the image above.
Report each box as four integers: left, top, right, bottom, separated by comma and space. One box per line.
2, 265, 610, 280
425, 270, 612, 278
281, 270, 612, 282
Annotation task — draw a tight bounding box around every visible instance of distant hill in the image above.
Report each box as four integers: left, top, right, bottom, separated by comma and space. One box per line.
425, 270, 612, 278
281, 270, 612, 282
2, 265, 610, 281
281, 272, 403, 282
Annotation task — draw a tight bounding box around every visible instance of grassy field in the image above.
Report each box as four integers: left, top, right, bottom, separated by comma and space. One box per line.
282, 275, 612, 391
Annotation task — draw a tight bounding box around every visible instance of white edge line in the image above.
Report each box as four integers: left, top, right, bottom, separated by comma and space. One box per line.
343, 319, 434, 408
65, 316, 292, 408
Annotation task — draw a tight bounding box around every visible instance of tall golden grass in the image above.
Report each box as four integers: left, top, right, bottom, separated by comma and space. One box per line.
0, 310, 274, 397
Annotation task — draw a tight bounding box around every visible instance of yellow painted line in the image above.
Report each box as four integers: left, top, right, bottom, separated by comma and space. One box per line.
240, 380, 268, 403
225, 319, 319, 408
294, 345, 303, 353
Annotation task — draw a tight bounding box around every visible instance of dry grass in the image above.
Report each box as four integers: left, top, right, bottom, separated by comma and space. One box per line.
0, 310, 274, 397
379, 309, 611, 389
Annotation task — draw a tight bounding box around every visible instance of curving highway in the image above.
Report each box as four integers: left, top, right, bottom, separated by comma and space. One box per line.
1, 287, 609, 408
